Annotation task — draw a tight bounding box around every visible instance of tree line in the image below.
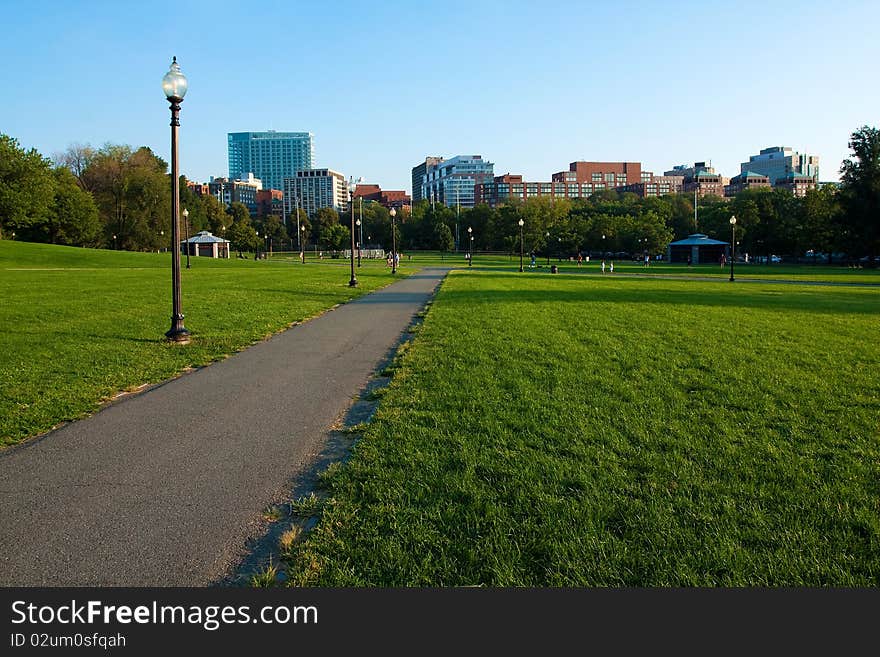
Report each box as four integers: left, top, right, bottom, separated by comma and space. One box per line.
2, 126, 877, 264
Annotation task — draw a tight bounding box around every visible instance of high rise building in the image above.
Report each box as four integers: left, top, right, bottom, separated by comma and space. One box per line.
283, 169, 348, 218
740, 147, 819, 184
228, 131, 314, 193
423, 155, 494, 208
411, 157, 444, 203
208, 174, 263, 215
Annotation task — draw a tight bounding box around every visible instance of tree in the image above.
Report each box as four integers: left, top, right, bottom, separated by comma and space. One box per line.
44, 167, 101, 246
227, 208, 258, 257
54, 143, 96, 191
0, 134, 56, 238
81, 144, 170, 251
838, 125, 880, 261
319, 223, 350, 252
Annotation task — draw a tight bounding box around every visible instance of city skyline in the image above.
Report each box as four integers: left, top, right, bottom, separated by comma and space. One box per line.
1, 1, 878, 194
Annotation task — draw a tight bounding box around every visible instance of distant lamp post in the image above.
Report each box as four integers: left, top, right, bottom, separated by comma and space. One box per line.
390, 207, 397, 274
545, 231, 550, 265
347, 177, 360, 287
112, 234, 117, 250
162, 56, 189, 343
729, 215, 737, 282
518, 218, 524, 272
356, 218, 362, 267
182, 208, 191, 268
467, 226, 473, 266
300, 224, 306, 263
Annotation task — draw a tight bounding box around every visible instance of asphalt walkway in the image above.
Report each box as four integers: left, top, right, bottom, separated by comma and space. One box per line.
0, 267, 449, 586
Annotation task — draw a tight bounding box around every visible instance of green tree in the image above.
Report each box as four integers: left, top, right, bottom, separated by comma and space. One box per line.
320, 223, 350, 252
838, 125, 880, 261
0, 134, 56, 238
44, 167, 101, 246
227, 208, 258, 257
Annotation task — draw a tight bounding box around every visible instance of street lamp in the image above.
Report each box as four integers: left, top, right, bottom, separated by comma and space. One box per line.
390, 207, 397, 274
468, 226, 473, 266
518, 218, 524, 272
162, 56, 189, 343
300, 224, 306, 263
545, 231, 550, 266
729, 215, 737, 282
347, 177, 359, 287
182, 208, 191, 268
356, 218, 362, 267
112, 234, 117, 250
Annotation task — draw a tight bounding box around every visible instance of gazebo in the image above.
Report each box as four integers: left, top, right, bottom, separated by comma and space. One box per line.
666, 233, 729, 264
181, 231, 230, 259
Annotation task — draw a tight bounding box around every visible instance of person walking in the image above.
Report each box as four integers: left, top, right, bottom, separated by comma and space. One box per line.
609, 261, 614, 273
601, 260, 606, 274
577, 253, 583, 267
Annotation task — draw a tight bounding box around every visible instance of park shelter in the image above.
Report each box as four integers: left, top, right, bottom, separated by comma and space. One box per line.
181, 231, 230, 259
666, 233, 729, 264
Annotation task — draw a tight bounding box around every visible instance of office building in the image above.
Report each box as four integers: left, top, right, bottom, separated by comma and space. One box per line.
283, 169, 348, 218
423, 155, 494, 208
724, 172, 771, 197
775, 173, 816, 197
617, 176, 684, 197
228, 131, 314, 193
411, 157, 444, 203
682, 171, 725, 199
208, 174, 263, 215
354, 184, 411, 211
741, 146, 819, 185
552, 161, 642, 186
664, 162, 715, 178
256, 189, 284, 219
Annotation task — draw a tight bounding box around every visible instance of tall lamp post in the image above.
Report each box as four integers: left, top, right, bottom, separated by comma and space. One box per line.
162, 56, 189, 343
545, 231, 550, 266
729, 215, 737, 282
390, 207, 397, 274
518, 218, 524, 272
347, 178, 359, 287
300, 224, 306, 263
182, 208, 191, 268
356, 218, 362, 267
467, 226, 473, 266
112, 234, 117, 250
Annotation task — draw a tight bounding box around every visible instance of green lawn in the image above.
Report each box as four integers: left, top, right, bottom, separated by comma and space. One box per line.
284, 269, 880, 585
404, 251, 880, 284
0, 241, 394, 446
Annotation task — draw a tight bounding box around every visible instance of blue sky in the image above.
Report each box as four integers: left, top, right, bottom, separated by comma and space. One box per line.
2, 0, 878, 193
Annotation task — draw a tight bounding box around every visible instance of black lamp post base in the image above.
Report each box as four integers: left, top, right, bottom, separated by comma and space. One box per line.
348, 278, 358, 288
166, 315, 190, 343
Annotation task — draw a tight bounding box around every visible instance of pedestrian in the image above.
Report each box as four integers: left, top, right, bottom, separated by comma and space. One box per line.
609, 261, 614, 273
720, 253, 726, 269
601, 260, 606, 273
577, 253, 583, 266
644, 253, 649, 267
687, 255, 692, 267
394, 252, 400, 269
530, 252, 536, 268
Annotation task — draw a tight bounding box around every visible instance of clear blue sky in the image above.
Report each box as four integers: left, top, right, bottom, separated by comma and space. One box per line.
2, 0, 878, 193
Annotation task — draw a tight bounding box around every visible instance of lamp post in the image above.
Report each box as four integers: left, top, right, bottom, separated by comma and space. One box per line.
160, 230, 164, 253
518, 218, 524, 272
162, 56, 189, 343
112, 234, 117, 250
356, 218, 362, 267
182, 208, 191, 268
300, 224, 306, 263
729, 215, 737, 282
390, 207, 397, 274
347, 178, 358, 287
546, 231, 550, 266
468, 226, 473, 266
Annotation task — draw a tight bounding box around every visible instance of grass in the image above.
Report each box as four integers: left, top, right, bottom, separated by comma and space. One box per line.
283, 269, 880, 586
396, 251, 880, 284
0, 241, 394, 446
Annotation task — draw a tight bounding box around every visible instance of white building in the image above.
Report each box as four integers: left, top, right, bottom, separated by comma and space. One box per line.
283, 168, 348, 218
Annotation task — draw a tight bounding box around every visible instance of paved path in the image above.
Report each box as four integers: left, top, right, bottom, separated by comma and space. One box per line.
0, 268, 449, 586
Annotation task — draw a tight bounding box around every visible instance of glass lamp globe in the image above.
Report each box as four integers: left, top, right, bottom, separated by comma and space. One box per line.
162, 57, 188, 101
